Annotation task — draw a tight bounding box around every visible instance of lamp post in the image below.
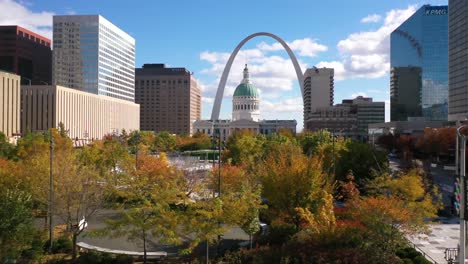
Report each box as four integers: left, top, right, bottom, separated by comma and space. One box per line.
49, 132, 54, 253
216, 128, 222, 257
458, 125, 468, 264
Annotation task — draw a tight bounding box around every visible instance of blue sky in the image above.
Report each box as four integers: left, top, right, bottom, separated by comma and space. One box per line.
0, 0, 448, 130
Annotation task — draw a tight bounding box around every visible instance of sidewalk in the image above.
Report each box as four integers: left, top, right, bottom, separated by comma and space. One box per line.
407, 218, 460, 264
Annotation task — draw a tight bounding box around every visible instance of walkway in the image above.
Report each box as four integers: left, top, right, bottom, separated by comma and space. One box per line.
407, 218, 461, 264
77, 242, 167, 259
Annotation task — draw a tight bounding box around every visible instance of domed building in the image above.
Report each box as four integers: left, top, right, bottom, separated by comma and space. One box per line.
193, 65, 296, 141
232, 65, 260, 121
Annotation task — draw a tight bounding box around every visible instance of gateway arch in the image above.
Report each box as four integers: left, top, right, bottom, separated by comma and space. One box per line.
210, 32, 304, 120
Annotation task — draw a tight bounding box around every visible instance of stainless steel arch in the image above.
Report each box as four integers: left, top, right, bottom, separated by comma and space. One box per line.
210, 32, 304, 120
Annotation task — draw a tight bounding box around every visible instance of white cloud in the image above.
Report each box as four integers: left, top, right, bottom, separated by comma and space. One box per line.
361, 14, 382, 23
0, 0, 54, 39
257, 38, 327, 57
201, 97, 214, 104
261, 97, 303, 115
316, 60, 346, 81
367, 89, 387, 94
200, 49, 307, 100
319, 5, 417, 80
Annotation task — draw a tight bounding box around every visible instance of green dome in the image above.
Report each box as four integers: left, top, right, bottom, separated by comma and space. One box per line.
233, 83, 259, 97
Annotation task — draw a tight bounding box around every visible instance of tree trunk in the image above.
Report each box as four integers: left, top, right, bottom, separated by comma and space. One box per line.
249, 234, 252, 249
72, 232, 78, 262
206, 240, 209, 264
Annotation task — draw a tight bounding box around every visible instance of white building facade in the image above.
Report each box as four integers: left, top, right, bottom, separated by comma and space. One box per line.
52, 15, 136, 102
21, 85, 139, 140
0, 71, 20, 139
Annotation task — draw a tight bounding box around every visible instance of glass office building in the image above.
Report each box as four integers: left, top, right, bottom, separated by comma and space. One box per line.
52, 15, 135, 102
390, 5, 448, 121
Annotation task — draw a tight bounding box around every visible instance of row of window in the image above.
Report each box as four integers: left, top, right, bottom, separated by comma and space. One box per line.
233, 104, 259, 110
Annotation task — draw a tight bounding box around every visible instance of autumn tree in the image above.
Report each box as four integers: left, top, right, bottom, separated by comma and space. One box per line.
53, 134, 107, 261
416, 127, 456, 162
344, 169, 441, 259
256, 141, 333, 230
96, 155, 185, 263
181, 164, 264, 254
396, 134, 416, 167
15, 132, 51, 224
176, 132, 212, 151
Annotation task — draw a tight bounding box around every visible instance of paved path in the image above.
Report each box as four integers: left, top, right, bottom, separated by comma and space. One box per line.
407, 218, 460, 264
77, 242, 167, 259
78, 209, 250, 257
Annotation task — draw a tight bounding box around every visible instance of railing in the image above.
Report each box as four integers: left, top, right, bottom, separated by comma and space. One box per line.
445, 248, 458, 264
407, 240, 439, 264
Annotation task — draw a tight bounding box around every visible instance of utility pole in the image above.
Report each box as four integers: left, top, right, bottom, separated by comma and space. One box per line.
49, 132, 54, 253
458, 125, 467, 264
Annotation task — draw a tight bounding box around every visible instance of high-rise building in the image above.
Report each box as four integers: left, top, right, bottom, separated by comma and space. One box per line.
390, 4, 448, 121
0, 71, 20, 139
306, 96, 384, 140
448, 0, 468, 121
52, 15, 135, 102
21, 85, 139, 140
390, 66, 422, 121
303, 67, 334, 125
135, 64, 201, 135
0, 26, 52, 85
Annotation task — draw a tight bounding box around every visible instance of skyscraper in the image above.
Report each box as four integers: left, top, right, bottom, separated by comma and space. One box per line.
0, 26, 52, 85
448, 0, 468, 121
52, 15, 135, 102
135, 64, 201, 135
303, 67, 334, 128
390, 4, 448, 121
390, 66, 422, 121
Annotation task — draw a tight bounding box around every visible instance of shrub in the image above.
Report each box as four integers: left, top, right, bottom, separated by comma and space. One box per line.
413, 255, 432, 264
77, 251, 133, 264
53, 237, 73, 253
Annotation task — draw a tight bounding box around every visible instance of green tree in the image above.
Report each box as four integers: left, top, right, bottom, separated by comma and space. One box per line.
224, 130, 265, 166
154, 131, 177, 152
336, 140, 387, 184
0, 188, 34, 262
0, 132, 16, 159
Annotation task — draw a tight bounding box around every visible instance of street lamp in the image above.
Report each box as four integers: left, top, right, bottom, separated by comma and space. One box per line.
457, 125, 468, 264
